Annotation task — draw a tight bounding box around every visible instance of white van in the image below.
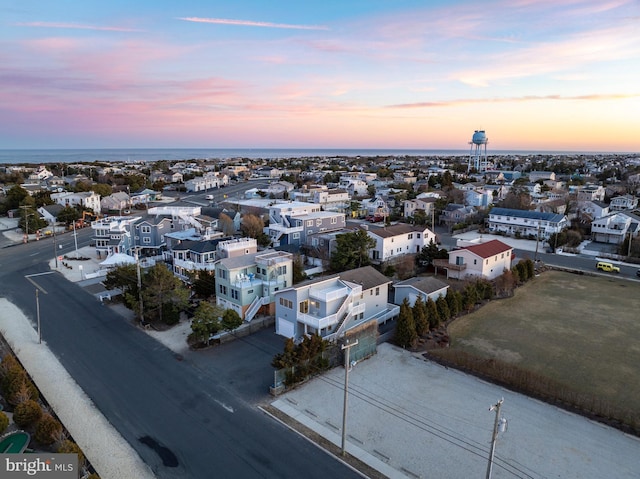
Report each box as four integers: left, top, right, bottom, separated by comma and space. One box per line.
205, 195, 214, 200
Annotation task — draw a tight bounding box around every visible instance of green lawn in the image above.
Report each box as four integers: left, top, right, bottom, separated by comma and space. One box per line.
445, 270, 640, 415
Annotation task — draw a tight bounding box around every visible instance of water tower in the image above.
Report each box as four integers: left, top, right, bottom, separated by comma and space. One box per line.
468, 129, 488, 172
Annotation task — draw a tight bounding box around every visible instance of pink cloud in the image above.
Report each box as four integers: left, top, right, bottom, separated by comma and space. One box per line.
178, 17, 329, 31
14, 21, 142, 32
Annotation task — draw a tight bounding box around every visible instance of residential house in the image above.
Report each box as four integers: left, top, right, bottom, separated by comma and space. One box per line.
609, 195, 638, 211
436, 239, 513, 280
576, 185, 606, 202
591, 212, 639, 244
487, 207, 568, 240
274, 266, 398, 341
528, 171, 556, 182
216, 249, 293, 322
311, 188, 350, 211
51, 191, 101, 214
403, 197, 436, 220
439, 204, 478, 229
37, 204, 64, 224
100, 192, 130, 214
91, 216, 142, 257
464, 188, 494, 208
273, 211, 346, 248
132, 215, 172, 256
393, 276, 449, 307
361, 195, 390, 218
364, 223, 436, 263
578, 200, 609, 223
264, 201, 322, 247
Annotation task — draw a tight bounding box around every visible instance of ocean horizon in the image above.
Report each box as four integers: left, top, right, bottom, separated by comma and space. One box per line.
0, 148, 635, 165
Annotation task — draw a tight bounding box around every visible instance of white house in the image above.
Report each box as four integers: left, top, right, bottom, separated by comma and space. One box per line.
591, 212, 639, 244
487, 208, 568, 240
364, 223, 436, 262
438, 239, 513, 280
51, 191, 101, 214
609, 195, 638, 211
274, 266, 398, 341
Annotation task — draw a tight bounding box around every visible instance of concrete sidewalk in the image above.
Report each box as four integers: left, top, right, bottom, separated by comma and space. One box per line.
272, 343, 640, 479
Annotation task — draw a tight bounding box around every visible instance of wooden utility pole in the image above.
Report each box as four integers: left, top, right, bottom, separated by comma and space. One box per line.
341, 339, 358, 456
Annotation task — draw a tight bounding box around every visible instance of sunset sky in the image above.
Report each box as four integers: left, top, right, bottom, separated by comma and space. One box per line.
1, 0, 639, 152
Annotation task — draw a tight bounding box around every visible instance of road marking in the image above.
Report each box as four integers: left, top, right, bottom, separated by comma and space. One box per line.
214, 399, 234, 413
30, 252, 39, 256
24, 271, 57, 294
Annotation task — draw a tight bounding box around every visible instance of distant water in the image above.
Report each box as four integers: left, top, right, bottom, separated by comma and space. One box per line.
0, 148, 632, 165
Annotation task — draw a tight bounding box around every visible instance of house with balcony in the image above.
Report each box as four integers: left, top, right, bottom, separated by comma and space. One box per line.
364, 223, 436, 263
274, 266, 398, 341
100, 192, 130, 214
170, 237, 256, 280
273, 211, 346, 249
609, 195, 638, 211
576, 185, 606, 202
51, 191, 101, 214
92, 216, 142, 258
148, 205, 219, 239
487, 207, 568, 240
435, 239, 513, 280
216, 249, 293, 322
591, 212, 639, 244
264, 201, 322, 247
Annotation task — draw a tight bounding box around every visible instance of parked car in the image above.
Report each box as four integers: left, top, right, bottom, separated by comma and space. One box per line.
636, 269, 640, 277
205, 194, 214, 200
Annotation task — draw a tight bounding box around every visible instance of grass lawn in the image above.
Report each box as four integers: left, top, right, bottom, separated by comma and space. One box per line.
444, 270, 640, 415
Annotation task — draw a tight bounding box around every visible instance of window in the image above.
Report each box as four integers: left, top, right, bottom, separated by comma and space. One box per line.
316, 219, 322, 226
473, 259, 477, 265
143, 237, 151, 244
219, 285, 227, 295
278, 265, 287, 275
299, 300, 308, 313
231, 289, 239, 300
218, 269, 227, 279
293, 232, 300, 239
307, 220, 313, 227
408, 233, 413, 239
375, 287, 380, 296
331, 217, 337, 224
141, 226, 151, 233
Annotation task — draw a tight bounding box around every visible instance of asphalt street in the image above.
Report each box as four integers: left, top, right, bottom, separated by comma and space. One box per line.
0, 236, 361, 478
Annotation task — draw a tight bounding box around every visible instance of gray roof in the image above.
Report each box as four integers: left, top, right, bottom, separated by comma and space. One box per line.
340, 266, 391, 290
490, 207, 565, 223
394, 276, 449, 295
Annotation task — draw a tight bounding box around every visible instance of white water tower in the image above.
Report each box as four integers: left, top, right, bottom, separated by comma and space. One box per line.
468, 129, 488, 172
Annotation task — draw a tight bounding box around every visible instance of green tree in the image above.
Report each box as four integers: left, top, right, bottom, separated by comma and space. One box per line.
91, 183, 113, 197
103, 264, 139, 308
292, 254, 308, 284
446, 290, 462, 317
462, 283, 479, 312
56, 206, 81, 226
412, 296, 429, 336
190, 302, 224, 345
272, 338, 297, 369
189, 270, 216, 299
142, 264, 189, 324
436, 296, 451, 323
221, 309, 243, 332
426, 297, 440, 329
35, 414, 63, 445
330, 229, 376, 272
13, 399, 43, 427
395, 298, 417, 348
5, 185, 29, 210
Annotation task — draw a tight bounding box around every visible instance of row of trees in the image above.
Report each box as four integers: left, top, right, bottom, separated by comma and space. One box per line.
0, 354, 92, 477
396, 259, 537, 348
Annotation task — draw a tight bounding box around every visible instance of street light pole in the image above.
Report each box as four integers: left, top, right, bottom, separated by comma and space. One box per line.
341, 339, 358, 456
135, 248, 145, 325
36, 288, 41, 344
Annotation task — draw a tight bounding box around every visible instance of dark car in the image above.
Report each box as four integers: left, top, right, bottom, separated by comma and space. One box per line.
636, 269, 640, 278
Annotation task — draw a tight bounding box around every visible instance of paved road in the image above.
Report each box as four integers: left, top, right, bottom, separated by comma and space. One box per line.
0, 243, 361, 478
